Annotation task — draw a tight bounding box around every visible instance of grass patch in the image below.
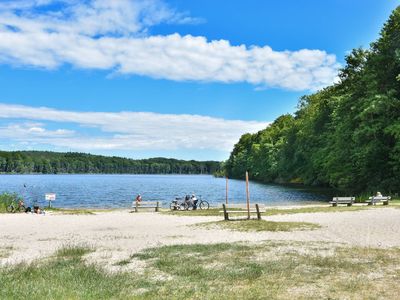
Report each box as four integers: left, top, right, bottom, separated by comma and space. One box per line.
0, 246, 13, 258
55, 245, 93, 259
162, 207, 221, 216
46, 207, 95, 215
0, 246, 145, 300
163, 203, 400, 218
196, 219, 320, 232
1, 242, 400, 299
266, 202, 400, 216
265, 205, 368, 216
114, 258, 132, 267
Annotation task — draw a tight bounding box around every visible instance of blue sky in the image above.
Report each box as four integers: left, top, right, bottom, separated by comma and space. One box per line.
0, 0, 398, 160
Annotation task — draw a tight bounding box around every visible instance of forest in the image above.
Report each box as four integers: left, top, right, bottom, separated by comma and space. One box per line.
225, 7, 400, 194
0, 151, 221, 175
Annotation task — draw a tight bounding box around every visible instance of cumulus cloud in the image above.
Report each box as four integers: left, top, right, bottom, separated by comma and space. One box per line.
0, 0, 339, 90
0, 103, 269, 152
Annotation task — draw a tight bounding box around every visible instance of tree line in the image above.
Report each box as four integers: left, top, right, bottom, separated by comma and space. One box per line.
0, 151, 221, 175
225, 7, 400, 194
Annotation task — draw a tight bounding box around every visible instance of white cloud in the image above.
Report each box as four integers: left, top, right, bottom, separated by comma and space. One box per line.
0, 122, 75, 139
0, 103, 269, 152
0, 0, 339, 90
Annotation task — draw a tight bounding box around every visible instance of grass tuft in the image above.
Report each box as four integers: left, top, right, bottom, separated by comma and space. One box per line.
114, 259, 132, 267
55, 245, 93, 259
196, 219, 321, 232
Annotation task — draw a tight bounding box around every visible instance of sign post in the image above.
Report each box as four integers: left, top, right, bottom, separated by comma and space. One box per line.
45, 193, 56, 208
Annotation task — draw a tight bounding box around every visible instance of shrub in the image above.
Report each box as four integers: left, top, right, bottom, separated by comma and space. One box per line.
0, 192, 22, 213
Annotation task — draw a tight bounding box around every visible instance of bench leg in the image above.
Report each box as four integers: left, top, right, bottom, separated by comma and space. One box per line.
256, 204, 261, 220
347, 203, 352, 207
222, 204, 229, 221
224, 212, 229, 221
383, 201, 389, 205
332, 203, 337, 207
367, 202, 373, 206
155, 201, 159, 212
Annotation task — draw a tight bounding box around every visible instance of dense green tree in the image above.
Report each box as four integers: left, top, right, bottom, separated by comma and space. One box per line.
225, 6, 400, 194
0, 151, 221, 175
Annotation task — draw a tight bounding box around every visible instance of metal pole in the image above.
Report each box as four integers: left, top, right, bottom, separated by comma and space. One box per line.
246, 171, 250, 219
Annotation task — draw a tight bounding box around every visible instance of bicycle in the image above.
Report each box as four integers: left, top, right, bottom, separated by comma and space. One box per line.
6, 199, 26, 213
169, 195, 209, 210
197, 196, 210, 210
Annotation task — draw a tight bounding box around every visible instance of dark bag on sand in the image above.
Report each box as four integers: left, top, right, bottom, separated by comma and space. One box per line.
25, 207, 31, 213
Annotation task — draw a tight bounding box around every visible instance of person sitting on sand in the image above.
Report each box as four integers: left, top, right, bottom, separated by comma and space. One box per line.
33, 205, 45, 215
184, 194, 191, 206
191, 194, 198, 208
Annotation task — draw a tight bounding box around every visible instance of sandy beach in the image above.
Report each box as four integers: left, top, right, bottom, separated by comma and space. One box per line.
1, 206, 400, 268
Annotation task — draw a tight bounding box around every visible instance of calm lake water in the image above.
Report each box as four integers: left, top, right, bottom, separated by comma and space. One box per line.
0, 174, 330, 208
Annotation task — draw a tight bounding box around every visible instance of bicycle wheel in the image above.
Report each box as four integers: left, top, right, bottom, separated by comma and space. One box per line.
6, 204, 15, 213
199, 200, 209, 210
170, 202, 176, 210
18, 205, 26, 213
182, 202, 190, 211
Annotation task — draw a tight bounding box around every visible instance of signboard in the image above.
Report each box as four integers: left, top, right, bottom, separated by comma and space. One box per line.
45, 193, 56, 201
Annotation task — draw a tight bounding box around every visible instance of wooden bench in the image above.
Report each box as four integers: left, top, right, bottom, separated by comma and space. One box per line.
132, 201, 161, 212
220, 203, 266, 220
329, 197, 355, 207
366, 196, 391, 206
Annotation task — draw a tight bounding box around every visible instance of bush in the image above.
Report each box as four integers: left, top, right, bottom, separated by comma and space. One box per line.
0, 192, 22, 213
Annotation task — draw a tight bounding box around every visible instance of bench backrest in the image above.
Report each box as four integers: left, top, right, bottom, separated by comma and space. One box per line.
222, 203, 266, 210
369, 196, 391, 201
332, 197, 355, 202
136, 201, 160, 207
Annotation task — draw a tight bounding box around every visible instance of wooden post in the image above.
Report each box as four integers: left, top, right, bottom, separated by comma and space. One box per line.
246, 171, 250, 219
226, 176, 229, 205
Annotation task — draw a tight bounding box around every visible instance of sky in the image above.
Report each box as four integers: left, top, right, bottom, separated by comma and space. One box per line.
0, 0, 398, 161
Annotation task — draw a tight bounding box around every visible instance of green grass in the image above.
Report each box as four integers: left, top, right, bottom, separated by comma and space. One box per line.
0, 246, 144, 299
163, 202, 400, 218
55, 245, 93, 259
163, 207, 222, 216
0, 246, 13, 258
196, 219, 321, 232
1, 242, 400, 299
46, 207, 96, 215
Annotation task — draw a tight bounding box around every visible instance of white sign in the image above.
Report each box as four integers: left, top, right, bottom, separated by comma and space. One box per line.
45, 193, 56, 201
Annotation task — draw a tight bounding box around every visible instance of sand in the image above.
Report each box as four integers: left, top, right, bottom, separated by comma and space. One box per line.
1, 207, 400, 267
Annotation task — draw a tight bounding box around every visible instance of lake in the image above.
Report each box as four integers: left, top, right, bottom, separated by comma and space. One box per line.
0, 174, 330, 208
